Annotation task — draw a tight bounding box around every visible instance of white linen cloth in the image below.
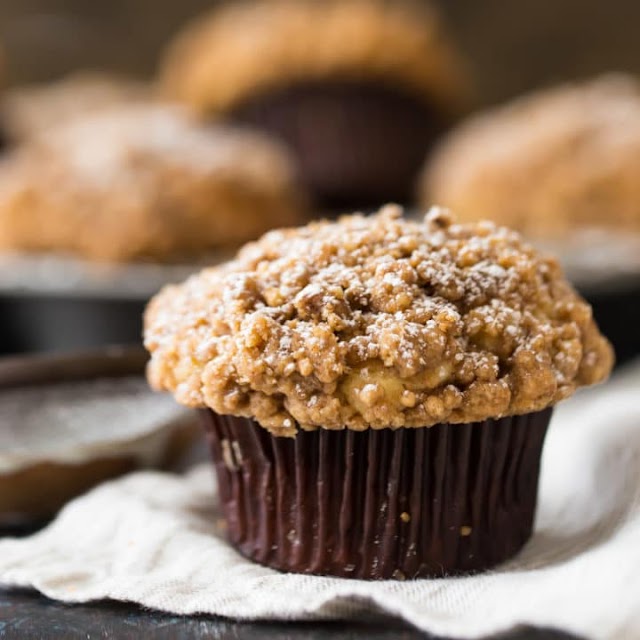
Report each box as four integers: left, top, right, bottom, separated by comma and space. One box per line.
1, 363, 639, 640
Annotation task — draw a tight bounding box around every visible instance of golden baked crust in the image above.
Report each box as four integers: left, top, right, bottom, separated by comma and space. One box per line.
1, 72, 149, 142
160, 0, 468, 116
145, 205, 613, 436
0, 103, 305, 262
421, 74, 640, 238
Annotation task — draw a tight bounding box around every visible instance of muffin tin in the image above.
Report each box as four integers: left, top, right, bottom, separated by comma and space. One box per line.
0, 253, 216, 353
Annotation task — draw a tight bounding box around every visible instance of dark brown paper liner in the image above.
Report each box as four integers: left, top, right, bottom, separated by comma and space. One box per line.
201, 409, 552, 580
227, 81, 452, 210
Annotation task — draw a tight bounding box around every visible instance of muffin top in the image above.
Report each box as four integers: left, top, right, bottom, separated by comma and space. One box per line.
1, 72, 149, 143
0, 103, 305, 262
421, 74, 640, 238
145, 205, 613, 436
160, 0, 468, 117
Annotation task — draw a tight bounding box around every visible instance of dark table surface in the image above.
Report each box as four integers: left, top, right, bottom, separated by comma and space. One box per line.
0, 520, 588, 640
0, 588, 587, 640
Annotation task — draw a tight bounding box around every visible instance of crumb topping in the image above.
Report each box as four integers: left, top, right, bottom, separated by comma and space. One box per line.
160, 0, 468, 116
422, 74, 640, 237
0, 103, 305, 262
145, 205, 613, 436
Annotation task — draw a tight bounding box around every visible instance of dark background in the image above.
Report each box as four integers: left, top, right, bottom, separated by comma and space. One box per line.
1, 0, 639, 105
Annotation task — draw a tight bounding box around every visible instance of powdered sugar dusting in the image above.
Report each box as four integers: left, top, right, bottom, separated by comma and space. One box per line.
35, 103, 295, 190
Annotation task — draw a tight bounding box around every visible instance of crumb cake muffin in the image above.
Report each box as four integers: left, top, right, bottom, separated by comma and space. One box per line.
145, 205, 613, 579
0, 103, 305, 262
1, 71, 149, 143
420, 74, 640, 239
160, 0, 469, 208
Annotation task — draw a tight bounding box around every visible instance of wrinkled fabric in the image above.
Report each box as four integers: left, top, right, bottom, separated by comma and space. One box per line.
1, 363, 639, 640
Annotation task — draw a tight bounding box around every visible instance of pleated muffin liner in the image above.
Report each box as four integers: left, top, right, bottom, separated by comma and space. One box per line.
201, 409, 552, 580
227, 81, 452, 209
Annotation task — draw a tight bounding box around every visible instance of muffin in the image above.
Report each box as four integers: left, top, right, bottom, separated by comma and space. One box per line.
0, 102, 305, 262
145, 205, 613, 579
160, 0, 469, 209
0, 347, 197, 525
420, 74, 640, 239
1, 71, 149, 144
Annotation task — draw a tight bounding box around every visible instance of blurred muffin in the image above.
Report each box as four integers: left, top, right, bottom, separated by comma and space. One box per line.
0, 102, 306, 262
1, 71, 149, 143
420, 74, 640, 239
421, 74, 640, 365
160, 0, 469, 208
145, 205, 612, 579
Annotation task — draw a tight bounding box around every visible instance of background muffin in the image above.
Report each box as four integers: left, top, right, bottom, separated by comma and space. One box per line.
419, 74, 640, 364
160, 0, 469, 209
0, 102, 306, 262
420, 74, 640, 239
0, 71, 150, 144
3, 0, 640, 109
145, 206, 612, 579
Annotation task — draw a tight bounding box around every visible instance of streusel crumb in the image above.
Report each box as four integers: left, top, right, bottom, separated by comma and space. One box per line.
145, 205, 613, 436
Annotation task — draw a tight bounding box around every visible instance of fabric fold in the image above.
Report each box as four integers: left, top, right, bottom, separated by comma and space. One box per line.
0, 363, 639, 640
